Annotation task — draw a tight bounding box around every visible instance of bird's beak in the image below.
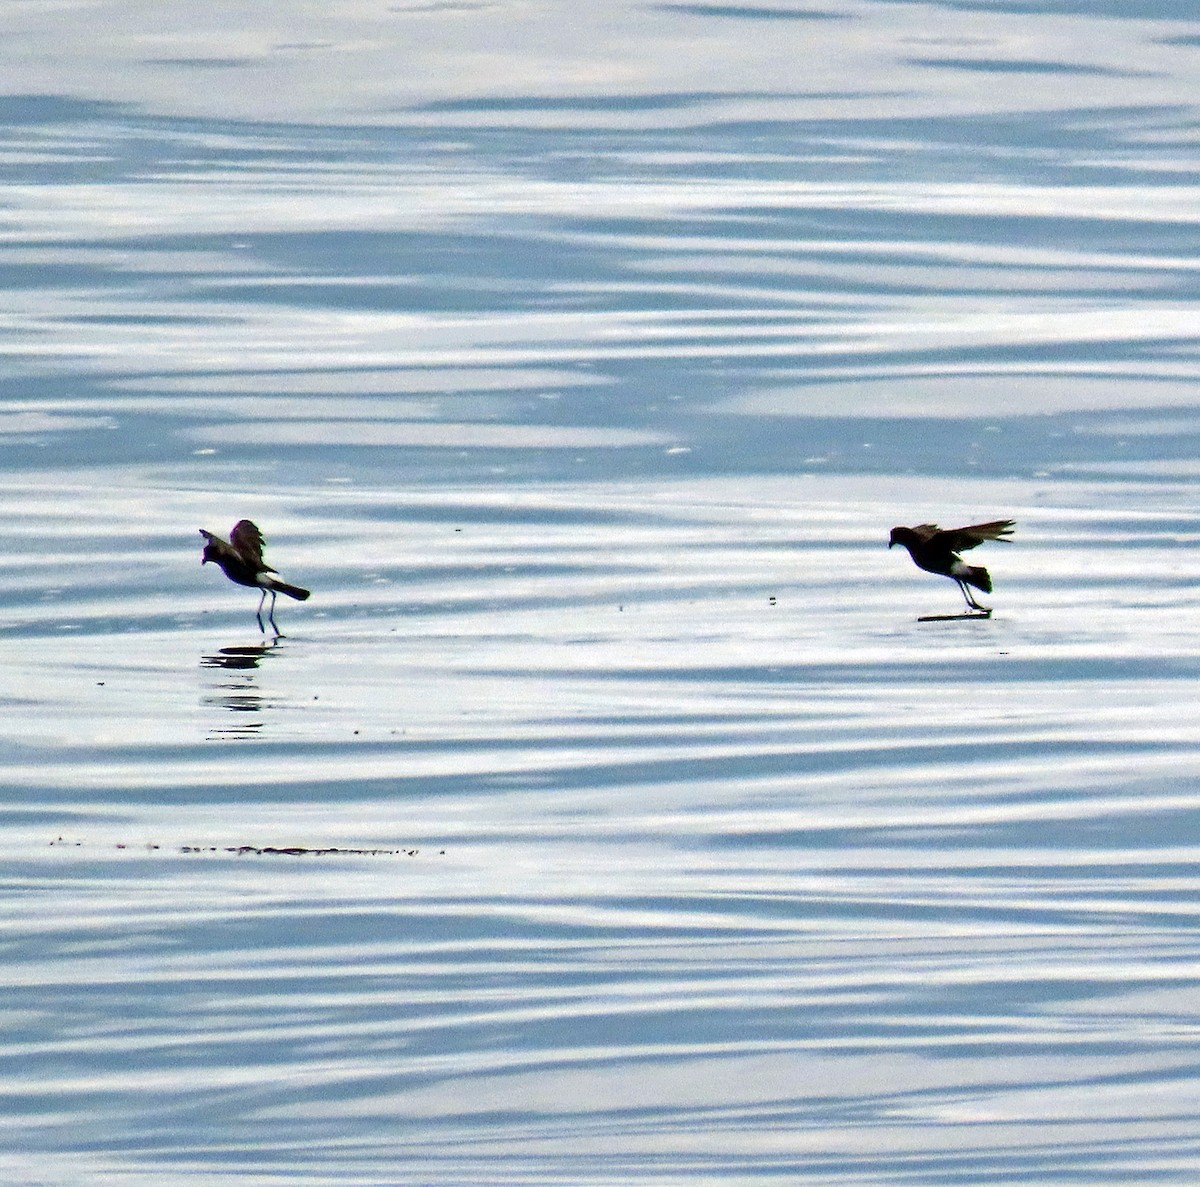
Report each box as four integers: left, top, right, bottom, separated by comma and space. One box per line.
887, 540, 895, 549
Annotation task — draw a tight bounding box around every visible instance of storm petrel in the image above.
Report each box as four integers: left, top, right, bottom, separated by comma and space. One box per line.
200, 519, 310, 634
888, 519, 1015, 614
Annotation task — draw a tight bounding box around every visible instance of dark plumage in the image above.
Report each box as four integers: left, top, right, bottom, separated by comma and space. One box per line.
200, 519, 310, 634
888, 519, 1015, 613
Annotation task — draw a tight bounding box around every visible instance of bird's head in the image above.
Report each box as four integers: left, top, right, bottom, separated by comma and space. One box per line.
888, 527, 902, 549
200, 531, 218, 566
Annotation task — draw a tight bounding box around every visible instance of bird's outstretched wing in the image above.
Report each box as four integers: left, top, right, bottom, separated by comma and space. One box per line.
229, 519, 267, 567
936, 520, 1016, 552
199, 527, 235, 559
907, 523, 942, 543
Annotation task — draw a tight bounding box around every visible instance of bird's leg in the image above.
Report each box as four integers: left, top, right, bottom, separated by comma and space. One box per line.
256, 589, 268, 633
956, 579, 989, 613
267, 590, 280, 636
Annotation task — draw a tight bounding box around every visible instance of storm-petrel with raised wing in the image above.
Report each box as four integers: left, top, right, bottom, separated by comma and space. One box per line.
888, 519, 1015, 616
200, 519, 310, 634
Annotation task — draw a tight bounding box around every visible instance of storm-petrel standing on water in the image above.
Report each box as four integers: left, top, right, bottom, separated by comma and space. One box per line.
888, 519, 1015, 615
200, 519, 310, 634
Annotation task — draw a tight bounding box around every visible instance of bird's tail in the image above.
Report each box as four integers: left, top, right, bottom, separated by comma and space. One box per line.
268, 579, 310, 601
960, 565, 991, 594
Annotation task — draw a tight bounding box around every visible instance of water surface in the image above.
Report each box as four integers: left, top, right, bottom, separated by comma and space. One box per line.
3, 1, 1200, 1182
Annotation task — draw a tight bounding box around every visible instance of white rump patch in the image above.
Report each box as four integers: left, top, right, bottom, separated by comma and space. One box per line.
950, 561, 971, 578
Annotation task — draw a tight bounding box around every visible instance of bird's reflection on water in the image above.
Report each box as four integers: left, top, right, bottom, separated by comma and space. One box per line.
201, 639, 281, 738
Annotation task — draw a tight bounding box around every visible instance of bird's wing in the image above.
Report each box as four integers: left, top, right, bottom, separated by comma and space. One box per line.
199, 527, 235, 557
908, 523, 942, 542
937, 520, 1016, 552
229, 519, 266, 565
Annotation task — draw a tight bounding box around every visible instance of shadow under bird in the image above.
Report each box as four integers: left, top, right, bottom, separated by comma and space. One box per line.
200, 519, 310, 634
888, 519, 1015, 617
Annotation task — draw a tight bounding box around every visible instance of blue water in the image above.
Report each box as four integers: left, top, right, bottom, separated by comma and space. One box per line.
3, 1, 1200, 1182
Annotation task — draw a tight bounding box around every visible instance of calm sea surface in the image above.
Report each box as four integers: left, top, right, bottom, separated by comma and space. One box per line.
3, 2, 1200, 1182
